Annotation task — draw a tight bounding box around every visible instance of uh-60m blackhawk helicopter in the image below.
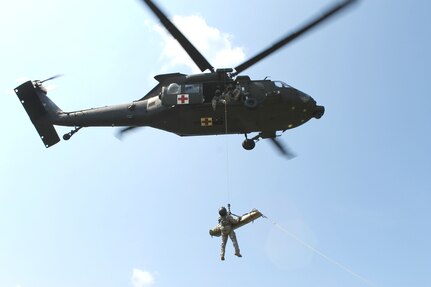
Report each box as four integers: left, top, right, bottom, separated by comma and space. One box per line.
14, 0, 358, 157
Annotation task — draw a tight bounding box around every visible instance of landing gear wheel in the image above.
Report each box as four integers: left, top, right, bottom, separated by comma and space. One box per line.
242, 139, 255, 150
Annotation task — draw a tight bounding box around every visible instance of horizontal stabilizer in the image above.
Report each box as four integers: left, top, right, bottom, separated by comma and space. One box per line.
209, 209, 263, 237
15, 81, 60, 148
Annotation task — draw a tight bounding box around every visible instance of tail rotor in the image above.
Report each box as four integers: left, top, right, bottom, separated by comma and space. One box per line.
35, 74, 64, 86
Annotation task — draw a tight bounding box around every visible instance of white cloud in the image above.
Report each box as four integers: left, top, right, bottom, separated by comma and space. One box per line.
150, 14, 246, 73
131, 268, 155, 287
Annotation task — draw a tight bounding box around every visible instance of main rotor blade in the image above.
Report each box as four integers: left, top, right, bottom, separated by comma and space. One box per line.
116, 126, 141, 140
142, 0, 214, 72
234, 0, 358, 74
269, 138, 296, 160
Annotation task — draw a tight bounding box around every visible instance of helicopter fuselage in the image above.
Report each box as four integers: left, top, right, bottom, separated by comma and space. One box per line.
14, 71, 324, 149
50, 73, 324, 137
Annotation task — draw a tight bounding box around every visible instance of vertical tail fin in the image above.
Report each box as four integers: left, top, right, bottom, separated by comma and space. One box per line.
14, 80, 61, 148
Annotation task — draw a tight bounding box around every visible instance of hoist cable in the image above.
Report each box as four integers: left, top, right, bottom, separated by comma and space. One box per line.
224, 100, 230, 203
263, 214, 378, 287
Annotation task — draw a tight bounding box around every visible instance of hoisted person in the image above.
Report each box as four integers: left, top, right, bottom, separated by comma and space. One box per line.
217, 206, 242, 260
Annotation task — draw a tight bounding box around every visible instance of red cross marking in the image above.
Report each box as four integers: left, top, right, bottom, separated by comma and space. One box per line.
201, 117, 212, 126
177, 94, 189, 104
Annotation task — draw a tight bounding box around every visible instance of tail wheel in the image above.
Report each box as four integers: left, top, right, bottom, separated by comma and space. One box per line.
242, 139, 256, 150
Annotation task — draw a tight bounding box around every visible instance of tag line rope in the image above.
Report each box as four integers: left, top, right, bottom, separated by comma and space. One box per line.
263, 213, 378, 287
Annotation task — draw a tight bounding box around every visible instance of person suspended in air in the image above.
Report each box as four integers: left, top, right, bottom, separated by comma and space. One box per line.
217, 205, 242, 260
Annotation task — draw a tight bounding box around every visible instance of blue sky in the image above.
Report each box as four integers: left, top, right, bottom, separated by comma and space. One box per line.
1, 0, 430, 287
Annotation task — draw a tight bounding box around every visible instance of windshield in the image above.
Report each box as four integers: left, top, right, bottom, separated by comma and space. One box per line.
274, 81, 291, 88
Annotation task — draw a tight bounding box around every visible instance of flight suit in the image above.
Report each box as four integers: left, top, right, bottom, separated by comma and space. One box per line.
218, 214, 241, 259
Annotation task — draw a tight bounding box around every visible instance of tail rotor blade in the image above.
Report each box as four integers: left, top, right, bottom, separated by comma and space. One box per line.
40, 74, 64, 84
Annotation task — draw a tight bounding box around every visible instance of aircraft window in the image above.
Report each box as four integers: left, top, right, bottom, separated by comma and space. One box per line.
274, 81, 291, 88
185, 84, 200, 93
167, 83, 181, 94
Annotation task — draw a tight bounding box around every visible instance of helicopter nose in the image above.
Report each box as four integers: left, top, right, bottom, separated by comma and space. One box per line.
313, 105, 325, 119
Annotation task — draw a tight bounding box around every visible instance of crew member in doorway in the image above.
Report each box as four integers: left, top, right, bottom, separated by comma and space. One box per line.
217, 206, 242, 260
212, 87, 222, 111
212, 85, 241, 111
223, 83, 241, 102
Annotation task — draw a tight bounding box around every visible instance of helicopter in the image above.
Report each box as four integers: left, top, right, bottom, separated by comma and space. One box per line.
14, 0, 358, 157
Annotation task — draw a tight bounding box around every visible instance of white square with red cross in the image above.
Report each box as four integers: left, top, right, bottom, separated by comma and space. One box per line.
177, 94, 189, 104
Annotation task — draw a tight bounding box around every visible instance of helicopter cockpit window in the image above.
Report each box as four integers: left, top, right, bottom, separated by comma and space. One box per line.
185, 84, 200, 94
167, 83, 181, 94
274, 81, 291, 88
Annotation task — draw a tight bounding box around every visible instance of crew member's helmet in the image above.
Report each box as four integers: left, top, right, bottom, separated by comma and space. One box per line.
219, 206, 227, 216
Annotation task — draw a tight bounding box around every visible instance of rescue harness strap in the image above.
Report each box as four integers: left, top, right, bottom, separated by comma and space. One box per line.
263, 214, 377, 287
